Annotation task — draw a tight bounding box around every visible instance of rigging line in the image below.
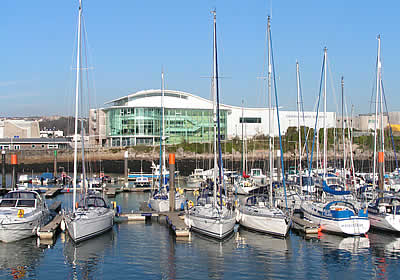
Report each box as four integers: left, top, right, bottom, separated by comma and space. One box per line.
215, 22, 225, 209
327, 58, 340, 123
307, 51, 326, 189
81, 15, 92, 177
382, 81, 399, 171
298, 66, 310, 170
269, 29, 288, 209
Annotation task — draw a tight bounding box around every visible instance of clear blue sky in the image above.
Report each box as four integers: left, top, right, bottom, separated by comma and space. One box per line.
1, 0, 398, 117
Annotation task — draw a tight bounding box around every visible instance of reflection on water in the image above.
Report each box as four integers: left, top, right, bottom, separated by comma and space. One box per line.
0, 237, 45, 279
0, 192, 399, 279
63, 230, 115, 279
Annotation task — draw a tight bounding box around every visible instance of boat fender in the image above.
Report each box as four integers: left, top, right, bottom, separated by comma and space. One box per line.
188, 200, 194, 208
36, 226, 41, 237
75, 202, 79, 209
60, 219, 66, 232
116, 205, 122, 215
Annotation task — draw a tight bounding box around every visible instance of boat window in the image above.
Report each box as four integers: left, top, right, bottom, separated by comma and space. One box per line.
87, 198, 96, 207
16, 199, 35, 207
0, 199, 17, 207
95, 198, 106, 207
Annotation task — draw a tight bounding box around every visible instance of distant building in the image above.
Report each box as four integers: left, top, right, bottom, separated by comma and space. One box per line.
40, 130, 64, 138
89, 89, 336, 147
0, 137, 71, 151
0, 119, 40, 138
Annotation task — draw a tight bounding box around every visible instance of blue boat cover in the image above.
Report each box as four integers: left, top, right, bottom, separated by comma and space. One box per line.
322, 180, 351, 195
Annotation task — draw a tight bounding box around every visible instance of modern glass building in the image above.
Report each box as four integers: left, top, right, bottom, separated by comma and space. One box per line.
91, 89, 228, 147
89, 89, 336, 147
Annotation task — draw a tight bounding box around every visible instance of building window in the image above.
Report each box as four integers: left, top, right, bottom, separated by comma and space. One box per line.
240, 117, 261, 124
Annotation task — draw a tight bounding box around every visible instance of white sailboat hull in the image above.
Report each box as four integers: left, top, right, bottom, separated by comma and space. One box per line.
149, 196, 186, 212
185, 205, 236, 239
64, 208, 114, 243
369, 212, 400, 232
301, 202, 370, 236
236, 208, 290, 237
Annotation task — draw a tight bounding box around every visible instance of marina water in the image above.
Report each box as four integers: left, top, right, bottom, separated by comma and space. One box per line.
0, 188, 399, 279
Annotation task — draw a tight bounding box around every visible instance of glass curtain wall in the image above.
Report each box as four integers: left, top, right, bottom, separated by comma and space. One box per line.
106, 107, 227, 146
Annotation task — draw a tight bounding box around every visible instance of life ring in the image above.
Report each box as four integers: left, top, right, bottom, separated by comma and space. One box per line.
188, 200, 194, 208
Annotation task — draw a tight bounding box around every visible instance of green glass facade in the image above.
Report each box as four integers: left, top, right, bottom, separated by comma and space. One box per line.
106, 107, 227, 146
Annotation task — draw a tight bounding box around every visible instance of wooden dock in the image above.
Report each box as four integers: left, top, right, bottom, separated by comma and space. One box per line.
38, 214, 63, 239
114, 212, 160, 222
292, 215, 320, 234
45, 188, 63, 198
106, 188, 116, 197
162, 212, 190, 237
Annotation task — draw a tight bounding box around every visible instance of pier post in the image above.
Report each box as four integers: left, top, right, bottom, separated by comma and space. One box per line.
11, 154, 17, 190
1, 151, 5, 188
54, 150, 57, 178
124, 150, 129, 187
169, 153, 175, 212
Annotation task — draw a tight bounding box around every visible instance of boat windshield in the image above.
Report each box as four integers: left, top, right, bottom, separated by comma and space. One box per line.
3, 192, 37, 199
79, 197, 107, 208
16, 199, 36, 207
0, 199, 17, 207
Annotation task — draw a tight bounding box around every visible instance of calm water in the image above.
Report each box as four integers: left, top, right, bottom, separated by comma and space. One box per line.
0, 188, 399, 279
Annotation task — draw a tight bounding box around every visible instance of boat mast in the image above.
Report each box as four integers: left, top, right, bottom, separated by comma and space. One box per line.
159, 70, 165, 191
372, 35, 381, 191
73, 0, 82, 212
296, 61, 302, 190
267, 16, 273, 207
241, 99, 245, 176
323, 47, 327, 178
211, 10, 218, 204
342, 76, 346, 187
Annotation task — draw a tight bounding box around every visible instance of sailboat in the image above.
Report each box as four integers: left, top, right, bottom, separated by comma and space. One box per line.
367, 35, 400, 232
184, 10, 236, 239
235, 16, 291, 237
148, 71, 185, 212
63, 0, 114, 243
300, 48, 369, 236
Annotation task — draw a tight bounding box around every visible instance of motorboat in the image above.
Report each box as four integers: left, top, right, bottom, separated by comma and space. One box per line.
0, 190, 51, 243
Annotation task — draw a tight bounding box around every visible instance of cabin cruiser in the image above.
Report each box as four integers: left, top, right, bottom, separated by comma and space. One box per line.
0, 190, 51, 243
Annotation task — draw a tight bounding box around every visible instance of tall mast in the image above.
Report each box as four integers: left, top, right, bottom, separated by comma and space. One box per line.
372, 35, 381, 191
211, 10, 218, 204
241, 99, 245, 176
323, 47, 327, 178
267, 16, 273, 207
341, 76, 346, 187
159, 70, 165, 190
73, 0, 82, 212
296, 61, 302, 190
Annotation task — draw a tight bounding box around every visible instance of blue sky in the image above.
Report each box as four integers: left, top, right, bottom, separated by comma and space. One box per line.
0, 0, 398, 117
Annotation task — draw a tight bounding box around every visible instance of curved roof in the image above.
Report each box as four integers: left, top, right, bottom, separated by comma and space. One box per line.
104, 89, 269, 111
